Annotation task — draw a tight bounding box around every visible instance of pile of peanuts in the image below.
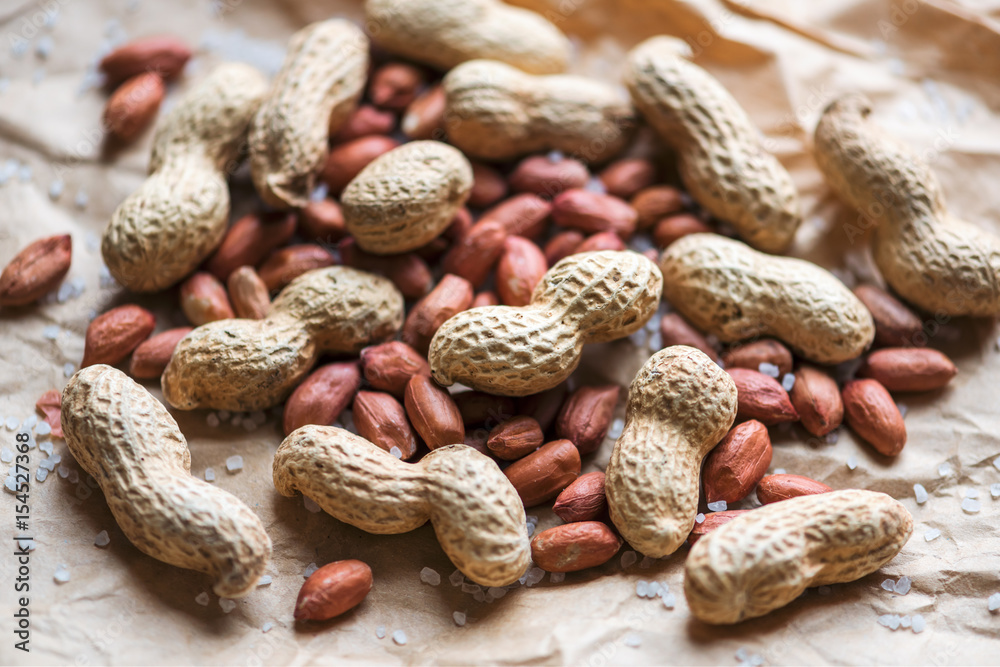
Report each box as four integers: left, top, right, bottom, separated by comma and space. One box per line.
5, 0, 999, 629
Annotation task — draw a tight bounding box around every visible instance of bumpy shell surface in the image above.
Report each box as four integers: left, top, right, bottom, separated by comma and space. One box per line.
660, 234, 874, 364
444, 60, 636, 163
341, 141, 473, 254
625, 37, 800, 253
814, 94, 1000, 316
274, 426, 531, 586
103, 63, 268, 292
685, 489, 913, 624
249, 20, 368, 208
429, 251, 662, 396
163, 267, 403, 411
364, 0, 569, 74
605, 346, 737, 557
61, 365, 271, 597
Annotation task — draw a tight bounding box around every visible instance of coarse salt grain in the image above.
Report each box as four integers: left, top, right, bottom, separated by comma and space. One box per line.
881, 579, 896, 592
894, 576, 911, 595
220, 599, 236, 613
707, 500, 727, 512
389, 446, 402, 459
900, 615, 911, 628
773, 468, 786, 475
488, 586, 507, 599
262, 622, 273, 633
781, 373, 795, 391
58, 466, 69, 478
257, 575, 272, 586
620, 550, 637, 569
636, 580, 648, 597
758, 362, 780, 378
420, 567, 441, 586
5, 417, 18, 430
962, 498, 981, 513
992, 483, 1000, 499
375, 625, 386, 639
549, 572, 565, 584
824, 429, 840, 444
695, 513, 705, 524
204, 468, 215, 482
525, 567, 545, 587
303, 563, 318, 578
877, 614, 900, 630
449, 569, 464, 586
303, 495, 321, 513
639, 555, 653, 569
966, 488, 979, 499
36, 421, 51, 436
911, 615, 925, 633
453, 611, 467, 626
226, 455, 243, 473
94, 530, 110, 547
661, 591, 676, 609
914, 483, 928, 504
40, 459, 55, 471
54, 565, 70, 583
623, 633, 642, 648
39, 441, 53, 456
392, 630, 407, 645
461, 582, 481, 595
608, 418, 625, 439
988, 593, 1000, 612
924, 528, 941, 541
43, 325, 60, 340
68, 470, 78, 483
195, 592, 210, 606
0, 448, 12, 463
64, 363, 75, 377
206, 413, 220, 428
473, 589, 485, 602
36, 468, 48, 482
938, 462, 952, 477
847, 455, 858, 470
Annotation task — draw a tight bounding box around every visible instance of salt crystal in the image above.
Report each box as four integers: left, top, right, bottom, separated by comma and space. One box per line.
57, 465, 69, 478
420, 567, 441, 586
5, 417, 18, 430
781, 373, 796, 391
303, 495, 320, 513
914, 483, 928, 504
218, 410, 231, 421
303, 562, 318, 578
453, 611, 467, 626
375, 625, 386, 638
74, 191, 88, 209
262, 622, 273, 633
241, 419, 256, 432
584, 177, 606, 194
623, 633, 642, 648
19, 164, 33, 181
195, 592, 210, 606
962, 498, 981, 513
924, 528, 941, 541
938, 462, 952, 477
389, 446, 402, 459
391, 630, 407, 645
991, 484, 1000, 499
549, 572, 565, 584
897, 403, 908, 418
993, 457, 1000, 473
547, 150, 564, 163
881, 579, 896, 592
43, 325, 60, 340
36, 468, 48, 482
461, 582, 481, 595
911, 615, 925, 633
966, 488, 979, 499
525, 567, 545, 587
5, 477, 17, 493
894, 576, 912, 595
773, 468, 787, 475
206, 413, 220, 428
707, 500, 728, 512
257, 575, 272, 586
220, 599, 236, 613
68, 470, 79, 483
36, 422, 51, 436
636, 580, 649, 597
847, 455, 858, 470
94, 530, 110, 547
877, 614, 900, 630
0, 448, 12, 463
64, 363, 75, 377
824, 429, 840, 444
900, 615, 911, 628
639, 556, 653, 569
49, 179, 65, 200
251, 411, 267, 425
488, 586, 508, 598
758, 362, 780, 378
39, 459, 55, 471
988, 593, 1000, 612
449, 569, 464, 586
204, 468, 215, 482
39, 441, 53, 455
54, 565, 70, 583
695, 513, 706, 524
620, 550, 637, 568
647, 581, 662, 598
473, 589, 486, 602
309, 183, 329, 202
225, 455, 243, 472
608, 418, 625, 439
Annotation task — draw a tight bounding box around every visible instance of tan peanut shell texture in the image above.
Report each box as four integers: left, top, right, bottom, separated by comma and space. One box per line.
429, 250, 663, 397
274, 426, 531, 587
102, 63, 268, 292
605, 346, 737, 558
625, 37, 801, 253
685, 489, 913, 624
364, 0, 570, 75
163, 267, 403, 412
341, 141, 473, 254
814, 93, 1000, 316
660, 234, 874, 364
443, 59, 636, 163
249, 20, 368, 208
62, 365, 271, 598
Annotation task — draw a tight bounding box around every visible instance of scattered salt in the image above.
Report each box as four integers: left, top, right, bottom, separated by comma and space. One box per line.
303, 495, 321, 513
43, 325, 60, 340
376, 625, 386, 639
94, 530, 110, 547
0, 448, 12, 463
878, 614, 901, 630
461, 582, 481, 595
636, 580, 649, 597
473, 589, 486, 602
924, 528, 941, 541
257, 575, 272, 587
914, 483, 928, 504
707, 500, 727, 512
195, 592, 210, 606
303, 563, 318, 578
392, 630, 407, 645
5, 417, 18, 430
36, 422, 51, 436
824, 429, 840, 444
695, 513, 706, 524
620, 550, 637, 569
584, 177, 606, 194
911, 615, 925, 633
989, 593, 1000, 612
962, 498, 981, 513
897, 403, 908, 418
608, 418, 625, 439
58, 466, 69, 479
549, 572, 565, 584
993, 456, 1000, 473
64, 363, 75, 377
54, 565, 70, 583
900, 615, 911, 628
39, 458, 55, 472
204, 468, 215, 482
74, 191, 88, 209
894, 576, 912, 595
623, 633, 642, 648
449, 569, 464, 586
881, 579, 896, 592
781, 373, 796, 391
225, 455, 243, 473
420, 567, 441, 586
847, 455, 858, 470
639, 556, 653, 569
220, 599, 236, 613
5, 478, 18, 493
68, 470, 78, 483
36, 468, 48, 482
938, 462, 952, 477
262, 622, 273, 633
206, 413, 220, 428
992, 483, 1000, 499
389, 446, 403, 459
661, 591, 676, 609
39, 441, 53, 456
488, 586, 508, 599
966, 488, 979, 499
758, 362, 780, 378
453, 611, 467, 626
524, 567, 545, 587
218, 410, 232, 422
773, 468, 787, 475
241, 419, 256, 432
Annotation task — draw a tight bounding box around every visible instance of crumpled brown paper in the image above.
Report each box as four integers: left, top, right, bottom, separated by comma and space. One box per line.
2, 0, 999, 664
